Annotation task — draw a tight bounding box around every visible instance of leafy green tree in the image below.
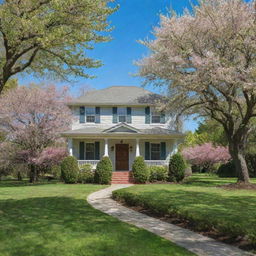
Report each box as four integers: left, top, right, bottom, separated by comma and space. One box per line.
0, 0, 116, 93
196, 119, 228, 146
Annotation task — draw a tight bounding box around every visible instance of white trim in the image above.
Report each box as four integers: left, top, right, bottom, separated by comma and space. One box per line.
103, 123, 141, 133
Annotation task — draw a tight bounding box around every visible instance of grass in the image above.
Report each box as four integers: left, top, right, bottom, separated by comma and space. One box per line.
113, 174, 256, 249
0, 180, 194, 256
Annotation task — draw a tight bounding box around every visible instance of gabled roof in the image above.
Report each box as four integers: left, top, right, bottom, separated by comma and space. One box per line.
103, 123, 141, 133
68, 86, 165, 106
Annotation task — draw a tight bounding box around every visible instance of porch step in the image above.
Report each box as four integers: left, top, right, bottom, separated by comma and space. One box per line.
111, 171, 134, 184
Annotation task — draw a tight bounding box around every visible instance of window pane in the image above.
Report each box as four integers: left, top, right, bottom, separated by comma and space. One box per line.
86, 116, 95, 123
86, 143, 95, 160
86, 108, 95, 115
118, 107, 126, 115
151, 143, 160, 160
152, 115, 161, 123
119, 116, 126, 122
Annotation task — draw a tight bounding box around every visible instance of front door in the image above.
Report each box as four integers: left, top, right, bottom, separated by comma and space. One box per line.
116, 144, 129, 171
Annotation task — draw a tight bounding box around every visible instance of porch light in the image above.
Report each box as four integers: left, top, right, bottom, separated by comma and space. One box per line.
129, 146, 133, 152
111, 146, 114, 152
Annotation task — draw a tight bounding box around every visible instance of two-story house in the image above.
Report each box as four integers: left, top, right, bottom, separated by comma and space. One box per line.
62, 86, 184, 175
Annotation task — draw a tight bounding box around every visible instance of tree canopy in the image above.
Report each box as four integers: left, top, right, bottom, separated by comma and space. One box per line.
0, 85, 72, 182
0, 0, 116, 93
138, 0, 256, 183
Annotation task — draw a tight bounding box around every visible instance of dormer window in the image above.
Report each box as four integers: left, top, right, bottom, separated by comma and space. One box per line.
86, 108, 95, 123
118, 107, 127, 123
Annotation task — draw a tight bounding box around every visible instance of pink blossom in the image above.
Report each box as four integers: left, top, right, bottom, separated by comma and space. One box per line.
0, 85, 72, 167
182, 143, 231, 168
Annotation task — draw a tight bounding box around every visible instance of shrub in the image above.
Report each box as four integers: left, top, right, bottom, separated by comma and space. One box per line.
217, 161, 237, 177
51, 165, 61, 179
168, 153, 186, 182
61, 156, 79, 183
132, 156, 149, 183
148, 166, 168, 182
78, 164, 94, 183
94, 157, 112, 184
79, 163, 92, 172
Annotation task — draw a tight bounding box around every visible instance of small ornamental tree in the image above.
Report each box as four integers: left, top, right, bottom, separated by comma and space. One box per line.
182, 143, 231, 172
132, 156, 149, 183
94, 157, 113, 184
61, 156, 79, 184
138, 0, 256, 184
168, 153, 186, 182
0, 85, 72, 182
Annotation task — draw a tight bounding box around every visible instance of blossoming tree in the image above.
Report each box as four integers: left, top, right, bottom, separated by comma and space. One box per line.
0, 85, 72, 182
182, 143, 231, 171
138, 0, 256, 184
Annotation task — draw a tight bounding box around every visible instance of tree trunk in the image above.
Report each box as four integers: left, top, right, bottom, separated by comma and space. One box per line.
29, 165, 37, 183
17, 171, 22, 181
229, 142, 250, 184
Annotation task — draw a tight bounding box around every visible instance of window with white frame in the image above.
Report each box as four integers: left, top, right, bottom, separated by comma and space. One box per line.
86, 108, 95, 123
86, 143, 95, 160
150, 143, 161, 160
118, 107, 126, 122
151, 111, 161, 123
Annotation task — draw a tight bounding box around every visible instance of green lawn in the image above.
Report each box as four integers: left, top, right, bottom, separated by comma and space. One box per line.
0, 181, 193, 256
113, 174, 256, 249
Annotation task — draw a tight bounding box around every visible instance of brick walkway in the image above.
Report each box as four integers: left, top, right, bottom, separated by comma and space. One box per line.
87, 185, 254, 256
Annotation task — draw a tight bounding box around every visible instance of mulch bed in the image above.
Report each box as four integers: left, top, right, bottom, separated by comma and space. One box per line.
115, 199, 256, 254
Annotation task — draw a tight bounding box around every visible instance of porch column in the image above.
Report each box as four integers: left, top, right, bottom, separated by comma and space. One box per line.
172, 139, 178, 155
104, 138, 109, 157
68, 138, 73, 156
136, 138, 140, 157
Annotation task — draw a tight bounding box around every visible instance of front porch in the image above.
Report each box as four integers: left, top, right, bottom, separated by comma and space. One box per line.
68, 137, 178, 171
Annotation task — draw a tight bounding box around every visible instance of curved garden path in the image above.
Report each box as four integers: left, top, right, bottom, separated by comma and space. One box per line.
87, 185, 254, 256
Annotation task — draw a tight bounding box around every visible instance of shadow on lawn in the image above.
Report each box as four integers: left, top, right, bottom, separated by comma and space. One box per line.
0, 195, 191, 256
0, 179, 60, 188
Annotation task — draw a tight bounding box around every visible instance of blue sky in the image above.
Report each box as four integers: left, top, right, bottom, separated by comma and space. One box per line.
19, 0, 199, 131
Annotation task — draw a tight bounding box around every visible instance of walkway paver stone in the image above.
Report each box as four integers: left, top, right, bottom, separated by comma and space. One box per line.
87, 185, 254, 256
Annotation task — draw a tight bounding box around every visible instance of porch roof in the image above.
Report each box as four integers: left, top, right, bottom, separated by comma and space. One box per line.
61, 126, 185, 138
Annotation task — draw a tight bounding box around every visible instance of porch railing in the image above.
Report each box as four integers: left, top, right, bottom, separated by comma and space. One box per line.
145, 160, 167, 166
78, 160, 100, 167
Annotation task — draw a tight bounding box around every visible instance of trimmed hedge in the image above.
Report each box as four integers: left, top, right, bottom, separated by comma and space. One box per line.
94, 157, 113, 184
168, 153, 186, 182
132, 156, 149, 183
148, 166, 168, 182
78, 164, 94, 183
61, 156, 79, 183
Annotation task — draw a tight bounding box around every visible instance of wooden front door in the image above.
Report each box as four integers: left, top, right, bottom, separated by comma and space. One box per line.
116, 144, 129, 171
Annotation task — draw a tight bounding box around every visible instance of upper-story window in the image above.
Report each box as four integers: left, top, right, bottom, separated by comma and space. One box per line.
86, 108, 95, 123
151, 111, 161, 123
118, 107, 127, 123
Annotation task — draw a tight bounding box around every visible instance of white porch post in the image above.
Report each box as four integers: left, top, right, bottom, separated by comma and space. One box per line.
68, 138, 73, 156
136, 138, 140, 157
104, 138, 109, 157
173, 139, 178, 155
